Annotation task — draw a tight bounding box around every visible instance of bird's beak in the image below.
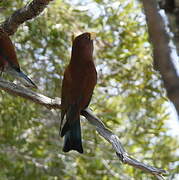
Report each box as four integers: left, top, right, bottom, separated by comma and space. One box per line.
90, 32, 96, 40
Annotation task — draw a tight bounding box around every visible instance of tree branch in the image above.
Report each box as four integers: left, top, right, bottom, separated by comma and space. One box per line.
142, 0, 179, 116
0, 78, 167, 179
0, 78, 60, 109
0, 0, 53, 36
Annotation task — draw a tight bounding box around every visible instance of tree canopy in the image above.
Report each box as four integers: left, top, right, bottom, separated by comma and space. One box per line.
0, 0, 178, 179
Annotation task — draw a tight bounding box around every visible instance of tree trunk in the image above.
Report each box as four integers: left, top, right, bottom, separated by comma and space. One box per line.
142, 0, 179, 116
159, 0, 179, 54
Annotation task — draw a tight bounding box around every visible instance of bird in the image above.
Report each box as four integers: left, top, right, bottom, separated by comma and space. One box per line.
0, 31, 37, 88
60, 32, 97, 153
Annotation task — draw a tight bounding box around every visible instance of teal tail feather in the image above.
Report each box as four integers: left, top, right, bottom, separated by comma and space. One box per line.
7, 66, 37, 89
18, 70, 37, 89
62, 120, 83, 153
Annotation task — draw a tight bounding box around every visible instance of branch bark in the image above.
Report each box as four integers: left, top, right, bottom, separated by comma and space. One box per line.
142, 0, 179, 116
0, 0, 53, 36
0, 78, 167, 179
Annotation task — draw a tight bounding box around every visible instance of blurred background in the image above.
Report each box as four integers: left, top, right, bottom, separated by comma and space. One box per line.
0, 0, 178, 179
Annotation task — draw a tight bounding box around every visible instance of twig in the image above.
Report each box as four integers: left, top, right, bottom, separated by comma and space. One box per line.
0, 78, 167, 179
0, 0, 53, 36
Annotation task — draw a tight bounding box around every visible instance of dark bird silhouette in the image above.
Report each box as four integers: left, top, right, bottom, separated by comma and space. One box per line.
0, 32, 37, 88
60, 32, 97, 153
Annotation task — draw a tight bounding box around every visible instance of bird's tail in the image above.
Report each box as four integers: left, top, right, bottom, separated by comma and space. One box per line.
61, 116, 83, 154
7, 67, 37, 89
17, 70, 37, 89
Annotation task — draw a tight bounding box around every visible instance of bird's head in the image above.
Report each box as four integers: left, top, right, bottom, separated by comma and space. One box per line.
72, 32, 96, 59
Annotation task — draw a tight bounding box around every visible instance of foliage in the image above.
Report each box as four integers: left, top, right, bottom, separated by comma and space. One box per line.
0, 0, 178, 179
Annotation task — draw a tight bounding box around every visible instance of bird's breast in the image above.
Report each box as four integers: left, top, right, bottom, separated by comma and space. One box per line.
68, 61, 97, 109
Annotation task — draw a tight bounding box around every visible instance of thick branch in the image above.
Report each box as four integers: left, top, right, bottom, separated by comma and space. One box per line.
0, 78, 166, 179
142, 0, 179, 116
0, 0, 53, 36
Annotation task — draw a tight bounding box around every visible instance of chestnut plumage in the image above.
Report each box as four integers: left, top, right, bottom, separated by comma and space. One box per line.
0, 32, 37, 88
60, 32, 97, 153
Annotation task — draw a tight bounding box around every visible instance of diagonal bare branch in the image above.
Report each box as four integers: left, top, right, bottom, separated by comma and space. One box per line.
81, 109, 166, 180
0, 0, 53, 36
0, 78, 167, 179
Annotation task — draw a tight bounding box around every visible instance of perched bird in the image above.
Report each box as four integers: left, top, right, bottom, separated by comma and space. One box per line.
60, 32, 97, 153
0, 31, 37, 88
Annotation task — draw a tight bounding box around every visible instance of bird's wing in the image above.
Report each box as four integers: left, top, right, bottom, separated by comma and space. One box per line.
0, 35, 20, 69
60, 65, 83, 136
80, 61, 97, 109
60, 66, 72, 131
